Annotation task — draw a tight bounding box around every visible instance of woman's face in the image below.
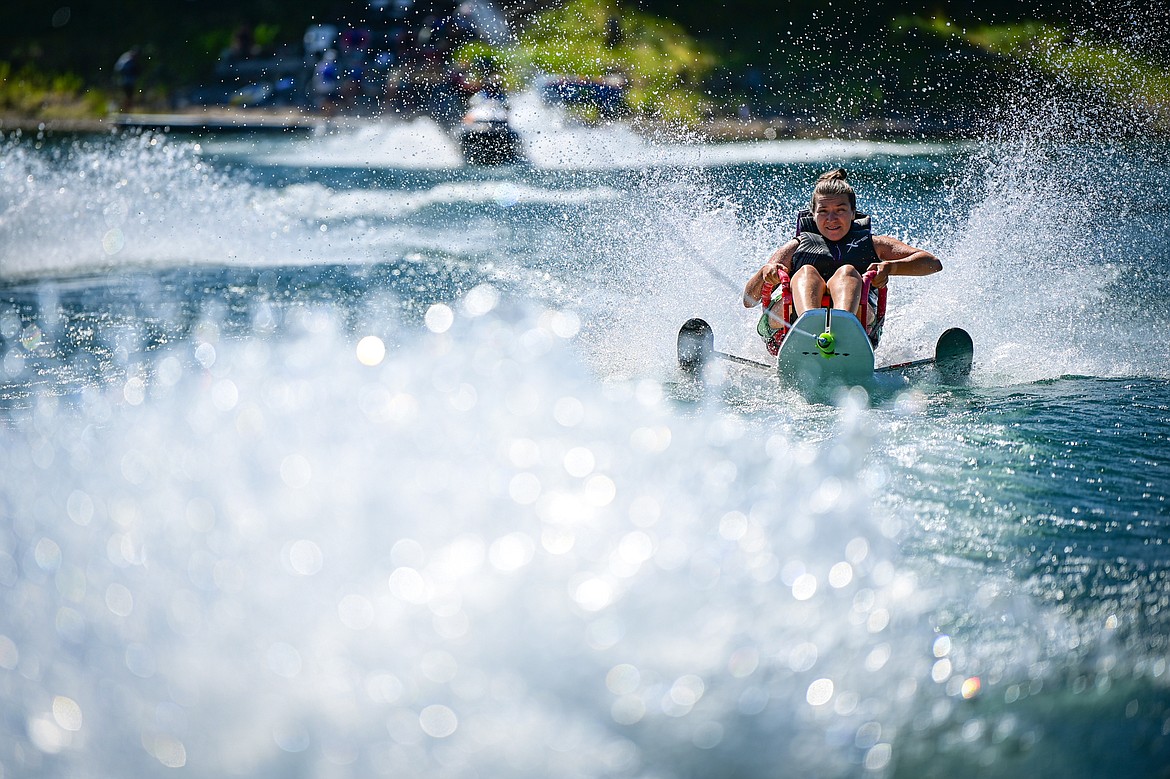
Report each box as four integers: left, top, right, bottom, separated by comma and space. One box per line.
812, 195, 855, 242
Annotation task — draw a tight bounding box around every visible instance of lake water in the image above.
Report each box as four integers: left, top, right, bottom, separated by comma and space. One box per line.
1, 91, 1169, 777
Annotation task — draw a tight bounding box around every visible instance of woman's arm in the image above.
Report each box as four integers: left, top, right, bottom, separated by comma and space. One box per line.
868, 235, 943, 288
743, 239, 798, 307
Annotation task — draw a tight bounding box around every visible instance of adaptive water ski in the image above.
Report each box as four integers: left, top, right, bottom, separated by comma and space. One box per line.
677, 311, 972, 396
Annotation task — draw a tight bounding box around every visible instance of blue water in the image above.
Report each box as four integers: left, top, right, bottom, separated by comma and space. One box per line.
1, 93, 1169, 778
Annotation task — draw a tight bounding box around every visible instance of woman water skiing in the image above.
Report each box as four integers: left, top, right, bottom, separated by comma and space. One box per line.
743, 168, 942, 353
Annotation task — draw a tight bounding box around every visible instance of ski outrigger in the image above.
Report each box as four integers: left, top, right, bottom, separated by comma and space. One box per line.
676, 297, 973, 399
677, 272, 973, 398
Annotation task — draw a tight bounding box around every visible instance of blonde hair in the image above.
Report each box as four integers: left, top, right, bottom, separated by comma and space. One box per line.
810, 168, 857, 212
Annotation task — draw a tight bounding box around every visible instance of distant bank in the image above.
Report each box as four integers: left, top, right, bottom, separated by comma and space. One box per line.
0, 107, 975, 143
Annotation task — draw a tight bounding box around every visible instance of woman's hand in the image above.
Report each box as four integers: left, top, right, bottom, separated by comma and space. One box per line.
867, 261, 891, 288
762, 262, 788, 286
744, 239, 798, 308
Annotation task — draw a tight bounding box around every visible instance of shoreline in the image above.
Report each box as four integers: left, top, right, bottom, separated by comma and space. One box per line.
0, 106, 978, 144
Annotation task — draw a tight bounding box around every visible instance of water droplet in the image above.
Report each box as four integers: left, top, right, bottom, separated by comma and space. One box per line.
806, 678, 834, 706
419, 704, 458, 738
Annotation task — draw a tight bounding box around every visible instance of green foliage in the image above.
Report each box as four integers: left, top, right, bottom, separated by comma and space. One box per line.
0, 61, 107, 118
465, 0, 718, 123
253, 24, 281, 50
199, 29, 235, 59
908, 17, 1170, 127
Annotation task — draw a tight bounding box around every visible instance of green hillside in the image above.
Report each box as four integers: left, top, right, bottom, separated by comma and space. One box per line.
1, 0, 1167, 129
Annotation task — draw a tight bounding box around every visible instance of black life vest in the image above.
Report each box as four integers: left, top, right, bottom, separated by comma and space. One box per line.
791, 209, 878, 281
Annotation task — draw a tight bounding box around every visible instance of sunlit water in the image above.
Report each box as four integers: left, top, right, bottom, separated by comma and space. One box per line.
1, 88, 1169, 778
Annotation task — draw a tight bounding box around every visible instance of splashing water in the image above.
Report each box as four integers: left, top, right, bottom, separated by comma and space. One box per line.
0, 292, 1101, 778
1, 55, 1170, 778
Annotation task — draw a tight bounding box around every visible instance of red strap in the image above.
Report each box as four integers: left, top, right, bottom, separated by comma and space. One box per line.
760, 269, 790, 310
858, 269, 876, 328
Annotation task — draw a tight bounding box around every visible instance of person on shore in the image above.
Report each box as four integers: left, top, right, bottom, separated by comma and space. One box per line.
114, 47, 141, 111
743, 168, 942, 352
312, 50, 341, 115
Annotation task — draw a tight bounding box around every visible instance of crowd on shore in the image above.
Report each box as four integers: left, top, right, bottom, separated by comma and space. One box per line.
184, 0, 496, 121
165, 0, 629, 128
